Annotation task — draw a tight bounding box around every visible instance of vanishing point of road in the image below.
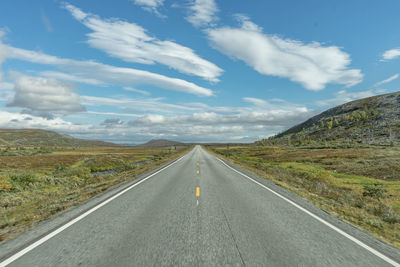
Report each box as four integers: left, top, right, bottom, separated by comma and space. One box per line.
1, 146, 400, 266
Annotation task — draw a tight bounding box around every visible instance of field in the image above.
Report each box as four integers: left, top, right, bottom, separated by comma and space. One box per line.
207, 144, 400, 248
0, 145, 190, 241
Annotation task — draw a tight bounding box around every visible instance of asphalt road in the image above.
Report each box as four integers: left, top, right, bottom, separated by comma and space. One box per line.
1, 146, 400, 266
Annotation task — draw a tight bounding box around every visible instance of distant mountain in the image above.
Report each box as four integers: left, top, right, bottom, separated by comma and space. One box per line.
138, 139, 185, 147
262, 91, 400, 146
0, 129, 117, 147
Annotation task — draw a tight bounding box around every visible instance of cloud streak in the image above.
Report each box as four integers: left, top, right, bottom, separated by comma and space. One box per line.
374, 73, 399, 87
64, 3, 223, 82
0, 38, 214, 96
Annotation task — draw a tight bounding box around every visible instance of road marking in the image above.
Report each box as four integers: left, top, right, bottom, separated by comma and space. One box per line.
197, 199, 199, 206
0, 154, 188, 267
196, 170, 200, 175
196, 187, 200, 197
215, 157, 400, 267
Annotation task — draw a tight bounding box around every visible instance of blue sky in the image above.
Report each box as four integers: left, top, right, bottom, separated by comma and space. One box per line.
0, 0, 399, 144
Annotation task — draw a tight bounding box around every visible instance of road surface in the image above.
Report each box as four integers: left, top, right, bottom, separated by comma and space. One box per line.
1, 146, 400, 266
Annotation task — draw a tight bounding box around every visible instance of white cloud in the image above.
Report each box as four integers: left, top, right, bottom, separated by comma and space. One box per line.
243, 97, 268, 106
132, 0, 165, 17
374, 73, 399, 87
7, 75, 85, 118
1, 40, 214, 96
316, 89, 376, 107
64, 4, 223, 82
382, 48, 400, 61
207, 17, 363, 91
40, 71, 103, 85
128, 99, 313, 128
0, 111, 81, 130
78, 95, 315, 142
186, 0, 218, 28
123, 86, 150, 95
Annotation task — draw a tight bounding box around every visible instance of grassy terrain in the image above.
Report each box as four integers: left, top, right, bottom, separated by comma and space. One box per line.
207, 144, 400, 248
0, 145, 190, 241
0, 129, 115, 147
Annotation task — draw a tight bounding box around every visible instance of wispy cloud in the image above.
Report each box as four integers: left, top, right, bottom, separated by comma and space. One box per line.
0, 38, 214, 96
40, 71, 103, 85
316, 90, 377, 107
243, 97, 268, 106
381, 48, 400, 61
64, 3, 223, 82
40, 8, 53, 32
374, 73, 399, 87
123, 86, 150, 95
186, 0, 218, 28
207, 16, 363, 91
132, 0, 165, 17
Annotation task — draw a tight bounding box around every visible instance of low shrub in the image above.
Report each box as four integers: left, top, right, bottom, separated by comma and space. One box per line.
9, 173, 38, 190
363, 183, 387, 199
383, 215, 400, 224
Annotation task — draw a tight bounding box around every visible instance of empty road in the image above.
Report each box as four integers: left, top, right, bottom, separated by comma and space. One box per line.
1, 146, 400, 266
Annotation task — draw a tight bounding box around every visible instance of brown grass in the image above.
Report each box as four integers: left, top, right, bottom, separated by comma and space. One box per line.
0, 146, 191, 242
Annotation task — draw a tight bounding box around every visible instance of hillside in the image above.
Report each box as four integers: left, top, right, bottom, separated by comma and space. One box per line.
264, 91, 400, 146
0, 129, 116, 147
138, 139, 185, 147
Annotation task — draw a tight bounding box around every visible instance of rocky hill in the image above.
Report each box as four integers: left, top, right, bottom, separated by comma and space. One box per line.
138, 139, 185, 147
0, 129, 117, 147
262, 91, 400, 146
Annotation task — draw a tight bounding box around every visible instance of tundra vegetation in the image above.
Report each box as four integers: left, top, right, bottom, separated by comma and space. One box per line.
0, 145, 189, 241
207, 144, 400, 249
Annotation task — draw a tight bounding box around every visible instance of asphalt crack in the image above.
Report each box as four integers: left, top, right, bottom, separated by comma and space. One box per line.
221, 207, 246, 266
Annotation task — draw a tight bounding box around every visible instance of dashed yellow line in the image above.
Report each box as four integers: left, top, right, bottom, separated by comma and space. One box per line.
196, 187, 200, 197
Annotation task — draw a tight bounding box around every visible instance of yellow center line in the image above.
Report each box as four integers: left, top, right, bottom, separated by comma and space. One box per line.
196, 187, 200, 197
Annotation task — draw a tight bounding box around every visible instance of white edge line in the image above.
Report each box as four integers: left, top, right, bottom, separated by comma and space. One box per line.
0, 154, 188, 267
215, 157, 400, 267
